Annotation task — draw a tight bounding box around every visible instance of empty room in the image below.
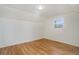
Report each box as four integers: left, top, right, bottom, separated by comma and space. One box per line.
0, 4, 79, 55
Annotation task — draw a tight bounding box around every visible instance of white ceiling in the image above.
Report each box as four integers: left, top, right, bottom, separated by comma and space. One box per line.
1, 4, 79, 19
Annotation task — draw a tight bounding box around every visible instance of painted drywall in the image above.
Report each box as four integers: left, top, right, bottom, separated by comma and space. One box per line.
0, 5, 45, 22
0, 5, 44, 48
0, 18, 43, 48
44, 12, 79, 46
0, 5, 79, 48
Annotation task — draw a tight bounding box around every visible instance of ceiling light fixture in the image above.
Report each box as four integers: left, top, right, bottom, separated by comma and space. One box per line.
37, 5, 44, 10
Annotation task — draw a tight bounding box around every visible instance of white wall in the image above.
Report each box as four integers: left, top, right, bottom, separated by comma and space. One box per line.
0, 5, 79, 48
44, 12, 79, 46
0, 5, 44, 48
0, 5, 45, 22
0, 18, 43, 48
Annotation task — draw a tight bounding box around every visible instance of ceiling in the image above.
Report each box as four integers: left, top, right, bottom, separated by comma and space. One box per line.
1, 4, 79, 19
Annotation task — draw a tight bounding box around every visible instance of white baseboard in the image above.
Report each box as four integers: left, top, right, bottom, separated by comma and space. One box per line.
0, 38, 42, 48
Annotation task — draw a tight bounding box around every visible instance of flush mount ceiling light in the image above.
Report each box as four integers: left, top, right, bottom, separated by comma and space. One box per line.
37, 5, 44, 10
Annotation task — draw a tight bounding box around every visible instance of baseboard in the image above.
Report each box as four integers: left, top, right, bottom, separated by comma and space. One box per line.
0, 38, 42, 48
43, 38, 79, 47
0, 38, 79, 48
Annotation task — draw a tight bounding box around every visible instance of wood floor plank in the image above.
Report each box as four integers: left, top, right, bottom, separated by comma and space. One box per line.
0, 38, 79, 55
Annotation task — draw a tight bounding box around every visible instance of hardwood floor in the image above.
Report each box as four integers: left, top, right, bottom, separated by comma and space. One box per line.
0, 38, 79, 55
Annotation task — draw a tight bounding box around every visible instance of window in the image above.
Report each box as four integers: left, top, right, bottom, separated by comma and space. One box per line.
54, 17, 64, 28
